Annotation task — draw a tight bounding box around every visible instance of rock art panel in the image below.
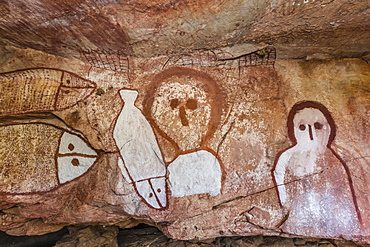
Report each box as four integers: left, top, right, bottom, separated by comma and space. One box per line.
1, 47, 370, 245
273, 101, 361, 237
0, 123, 98, 194
113, 89, 167, 209
0, 68, 96, 116
143, 67, 224, 198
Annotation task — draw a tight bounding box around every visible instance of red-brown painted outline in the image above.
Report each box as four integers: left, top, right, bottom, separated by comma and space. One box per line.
143, 67, 226, 160
111, 89, 168, 210
0, 67, 97, 116
142, 67, 226, 199
147, 176, 167, 209
286, 101, 336, 147
115, 155, 168, 211
272, 100, 362, 223
0, 122, 99, 196
78, 48, 133, 73
111, 67, 228, 208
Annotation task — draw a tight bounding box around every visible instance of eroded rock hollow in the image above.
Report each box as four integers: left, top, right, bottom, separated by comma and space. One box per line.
0, 0, 369, 245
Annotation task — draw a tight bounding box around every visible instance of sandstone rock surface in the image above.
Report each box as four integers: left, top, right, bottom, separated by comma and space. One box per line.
0, 0, 369, 245
0, 1, 369, 60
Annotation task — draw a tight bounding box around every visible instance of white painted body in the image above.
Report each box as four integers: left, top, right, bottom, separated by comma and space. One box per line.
273, 107, 360, 236
168, 150, 221, 197
274, 108, 331, 205
113, 89, 167, 209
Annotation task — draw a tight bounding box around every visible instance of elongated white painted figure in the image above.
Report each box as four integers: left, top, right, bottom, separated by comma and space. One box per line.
113, 89, 167, 209
273, 101, 360, 237
168, 150, 221, 197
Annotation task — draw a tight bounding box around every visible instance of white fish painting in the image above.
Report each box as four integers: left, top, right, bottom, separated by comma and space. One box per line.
113, 89, 167, 209
0, 122, 98, 194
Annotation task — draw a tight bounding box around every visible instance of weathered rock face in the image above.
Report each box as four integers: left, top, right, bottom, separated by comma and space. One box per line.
0, 0, 369, 61
0, 0, 370, 245
0, 225, 361, 247
0, 45, 370, 245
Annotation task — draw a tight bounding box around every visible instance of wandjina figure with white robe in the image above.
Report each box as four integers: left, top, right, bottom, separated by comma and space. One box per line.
142, 68, 224, 198
273, 101, 361, 237
113, 89, 167, 209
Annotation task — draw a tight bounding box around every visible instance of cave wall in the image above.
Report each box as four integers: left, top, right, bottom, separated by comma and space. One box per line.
0, 2, 370, 245
0, 44, 369, 244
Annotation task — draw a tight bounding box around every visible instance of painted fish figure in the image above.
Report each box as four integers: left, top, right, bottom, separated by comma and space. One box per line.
0, 68, 96, 116
0, 123, 98, 194
113, 89, 167, 209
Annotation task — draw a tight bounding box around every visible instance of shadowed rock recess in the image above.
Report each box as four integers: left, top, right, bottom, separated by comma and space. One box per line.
0, 0, 370, 246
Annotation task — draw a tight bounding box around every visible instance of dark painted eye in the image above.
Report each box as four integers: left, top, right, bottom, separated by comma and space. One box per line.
71, 158, 80, 166
149, 193, 153, 198
186, 99, 198, 110
170, 99, 180, 109
68, 143, 75, 151
299, 124, 306, 131
314, 122, 323, 130
157, 188, 161, 193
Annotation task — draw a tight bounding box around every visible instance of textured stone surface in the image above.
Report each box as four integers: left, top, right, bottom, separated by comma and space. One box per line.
0, 1, 369, 244
55, 226, 119, 247
0, 227, 67, 247
117, 225, 361, 247
0, 225, 361, 246
0, 0, 369, 61
0, 45, 369, 245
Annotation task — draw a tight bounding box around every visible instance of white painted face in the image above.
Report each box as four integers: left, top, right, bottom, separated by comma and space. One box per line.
293, 108, 331, 151
57, 132, 98, 184
151, 77, 212, 151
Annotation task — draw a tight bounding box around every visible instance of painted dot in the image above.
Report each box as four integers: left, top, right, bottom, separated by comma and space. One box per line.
71, 158, 80, 166
149, 193, 153, 198
68, 143, 75, 151
299, 124, 306, 131
157, 188, 161, 193
186, 98, 198, 110
314, 122, 323, 130
66, 79, 71, 84
170, 98, 180, 109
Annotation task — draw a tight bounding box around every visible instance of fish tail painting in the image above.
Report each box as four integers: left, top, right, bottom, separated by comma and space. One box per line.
0, 123, 98, 194
0, 68, 96, 116
113, 89, 167, 209
272, 101, 361, 237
